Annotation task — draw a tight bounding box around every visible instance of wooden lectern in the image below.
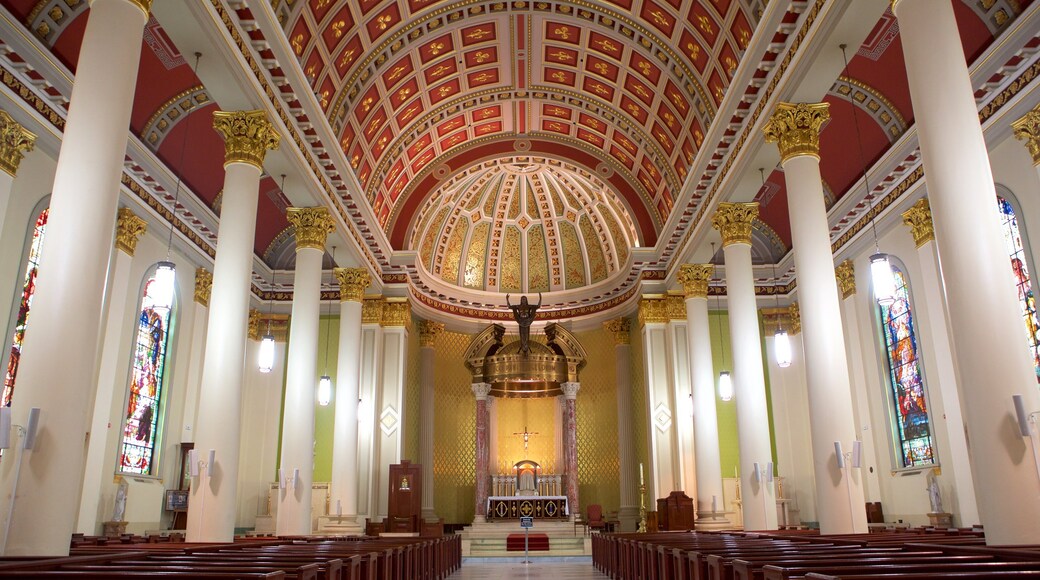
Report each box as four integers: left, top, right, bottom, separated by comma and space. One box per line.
656, 491, 695, 531
386, 460, 422, 533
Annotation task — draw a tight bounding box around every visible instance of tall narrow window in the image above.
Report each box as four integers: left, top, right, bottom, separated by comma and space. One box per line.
2, 208, 49, 408
996, 195, 1040, 384
119, 267, 176, 475
876, 264, 935, 469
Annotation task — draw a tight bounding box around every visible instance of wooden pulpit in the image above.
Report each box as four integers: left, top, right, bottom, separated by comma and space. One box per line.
656, 491, 695, 531
387, 460, 422, 533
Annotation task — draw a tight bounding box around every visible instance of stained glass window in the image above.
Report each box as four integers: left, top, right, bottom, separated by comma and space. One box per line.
876, 266, 934, 469
996, 196, 1040, 384
3, 208, 49, 409
119, 268, 175, 475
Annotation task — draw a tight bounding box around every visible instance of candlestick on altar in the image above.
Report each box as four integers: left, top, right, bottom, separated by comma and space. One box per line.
639, 462, 644, 486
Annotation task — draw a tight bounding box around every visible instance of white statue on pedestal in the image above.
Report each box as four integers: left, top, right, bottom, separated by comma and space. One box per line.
112, 478, 129, 522
926, 469, 943, 514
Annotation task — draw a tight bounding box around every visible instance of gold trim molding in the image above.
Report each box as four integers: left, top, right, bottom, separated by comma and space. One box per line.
287, 207, 335, 251
0, 110, 35, 177
381, 299, 411, 327
712, 202, 759, 247
603, 317, 631, 345
677, 263, 713, 298
1012, 105, 1040, 166
334, 267, 370, 302
762, 102, 831, 162
194, 268, 213, 306
835, 259, 856, 300
114, 207, 147, 256
212, 110, 280, 169
418, 320, 444, 347
901, 198, 935, 248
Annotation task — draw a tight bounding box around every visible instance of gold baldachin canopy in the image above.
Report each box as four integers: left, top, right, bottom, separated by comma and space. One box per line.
763, 102, 831, 163
213, 110, 280, 169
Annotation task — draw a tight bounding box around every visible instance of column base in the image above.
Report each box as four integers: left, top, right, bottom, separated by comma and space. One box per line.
422, 508, 439, 523
695, 511, 733, 531
317, 514, 364, 535
472, 515, 487, 524
617, 506, 640, 533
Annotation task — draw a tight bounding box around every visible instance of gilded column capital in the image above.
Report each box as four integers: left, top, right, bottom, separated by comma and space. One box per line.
762, 102, 831, 163
603, 317, 631, 345
194, 268, 213, 306
901, 197, 935, 248
1012, 105, 1040, 166
418, 320, 444, 347
212, 110, 280, 169
561, 382, 581, 400
666, 295, 686, 320
126, 0, 153, 15
334, 267, 370, 302
248, 308, 261, 341
114, 207, 147, 255
362, 297, 384, 324
711, 202, 759, 247
0, 110, 36, 177
287, 207, 335, 251
638, 297, 669, 325
677, 263, 714, 298
835, 259, 856, 300
381, 299, 411, 327
471, 382, 492, 400
788, 302, 801, 335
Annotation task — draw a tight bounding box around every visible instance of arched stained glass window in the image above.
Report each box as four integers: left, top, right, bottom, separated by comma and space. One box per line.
876, 264, 935, 469
996, 195, 1039, 384
119, 267, 176, 475
3, 208, 49, 408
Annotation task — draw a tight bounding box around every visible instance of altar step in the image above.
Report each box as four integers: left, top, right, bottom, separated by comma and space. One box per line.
458, 520, 590, 557
465, 535, 588, 557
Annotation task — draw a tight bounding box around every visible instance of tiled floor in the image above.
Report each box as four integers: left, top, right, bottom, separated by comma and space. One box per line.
447, 561, 609, 578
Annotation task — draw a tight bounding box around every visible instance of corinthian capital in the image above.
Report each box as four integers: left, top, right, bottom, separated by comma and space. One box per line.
114, 207, 147, 256
418, 320, 444, 347
0, 110, 36, 177
603, 317, 631, 345
711, 202, 759, 247
763, 102, 830, 162
835, 259, 856, 300
212, 110, 280, 168
194, 268, 213, 306
677, 263, 714, 298
901, 198, 935, 248
1012, 105, 1040, 166
287, 207, 335, 251
335, 267, 370, 302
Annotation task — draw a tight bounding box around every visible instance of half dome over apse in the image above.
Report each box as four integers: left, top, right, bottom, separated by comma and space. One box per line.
412, 156, 639, 294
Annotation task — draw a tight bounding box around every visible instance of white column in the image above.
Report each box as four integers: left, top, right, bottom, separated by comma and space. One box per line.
901, 200, 980, 526
712, 203, 778, 531
374, 300, 409, 520
330, 268, 369, 529
0, 110, 36, 226
356, 299, 383, 521
179, 268, 211, 443
678, 264, 730, 528
76, 208, 146, 535
417, 320, 443, 522
0, 0, 149, 556
639, 298, 679, 500
763, 103, 867, 534
276, 207, 334, 536
667, 296, 696, 496
604, 318, 639, 531
894, 0, 1040, 545
186, 110, 279, 543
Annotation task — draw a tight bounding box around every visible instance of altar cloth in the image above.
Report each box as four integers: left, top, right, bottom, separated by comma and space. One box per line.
486, 495, 569, 519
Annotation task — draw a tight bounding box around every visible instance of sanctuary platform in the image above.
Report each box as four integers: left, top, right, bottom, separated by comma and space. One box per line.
459, 519, 591, 558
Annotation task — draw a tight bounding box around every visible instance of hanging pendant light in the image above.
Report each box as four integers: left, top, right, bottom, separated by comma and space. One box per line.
317, 246, 336, 406
870, 253, 897, 306
712, 243, 734, 402
258, 333, 276, 374
769, 251, 792, 368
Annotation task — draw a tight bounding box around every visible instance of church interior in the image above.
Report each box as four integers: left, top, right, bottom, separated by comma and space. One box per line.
0, 0, 1038, 576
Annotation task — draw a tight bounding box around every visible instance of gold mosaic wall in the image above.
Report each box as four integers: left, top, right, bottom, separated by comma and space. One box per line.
494, 397, 559, 473
573, 326, 621, 515
432, 329, 478, 524
628, 317, 650, 488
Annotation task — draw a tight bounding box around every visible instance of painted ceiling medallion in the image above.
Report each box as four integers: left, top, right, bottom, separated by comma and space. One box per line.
413, 156, 638, 294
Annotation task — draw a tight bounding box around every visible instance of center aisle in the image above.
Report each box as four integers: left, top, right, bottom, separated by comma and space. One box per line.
448, 561, 609, 579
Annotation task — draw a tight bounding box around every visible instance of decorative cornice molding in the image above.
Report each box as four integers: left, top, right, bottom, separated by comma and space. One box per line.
286, 207, 335, 251
114, 207, 147, 256
1012, 104, 1040, 166
677, 263, 713, 298
334, 267, 370, 302
194, 268, 213, 306
762, 102, 831, 163
0, 110, 35, 177
603, 317, 631, 345
212, 110, 280, 169
712, 202, 759, 247
835, 259, 856, 300
418, 320, 444, 348
901, 197, 935, 248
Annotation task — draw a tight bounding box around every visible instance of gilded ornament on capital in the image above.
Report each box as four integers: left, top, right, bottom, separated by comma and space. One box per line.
248, 308, 261, 341
638, 297, 669, 325
114, 207, 147, 256
788, 302, 801, 335
127, 0, 153, 14
287, 207, 335, 250
194, 268, 213, 306
418, 320, 444, 347
762, 102, 831, 162
212, 109, 280, 168
334, 267, 370, 302
362, 297, 384, 324
677, 263, 713, 298
711, 202, 759, 247
603, 317, 631, 345
1012, 106, 1040, 165
666, 294, 686, 320
901, 198, 935, 248
0, 110, 36, 177
381, 299, 411, 327
835, 259, 856, 299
